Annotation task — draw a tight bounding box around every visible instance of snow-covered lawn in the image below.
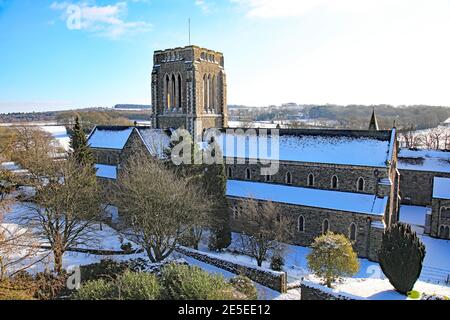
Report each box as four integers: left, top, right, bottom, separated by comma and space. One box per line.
1, 202, 276, 300
299, 277, 450, 300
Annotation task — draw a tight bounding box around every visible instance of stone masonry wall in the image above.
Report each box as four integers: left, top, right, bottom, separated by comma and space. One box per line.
300, 283, 354, 300
399, 169, 450, 206
176, 246, 287, 293
431, 198, 450, 239
228, 197, 383, 261
227, 161, 389, 196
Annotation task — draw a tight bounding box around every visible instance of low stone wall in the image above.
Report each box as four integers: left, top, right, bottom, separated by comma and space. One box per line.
176, 246, 287, 293
300, 282, 357, 300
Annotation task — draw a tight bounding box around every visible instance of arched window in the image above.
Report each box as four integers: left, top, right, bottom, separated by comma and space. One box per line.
322, 219, 329, 234
177, 74, 182, 110
297, 216, 305, 233
245, 168, 251, 180
440, 207, 450, 220
165, 75, 170, 110
232, 207, 239, 220
331, 175, 339, 189
171, 74, 176, 109
446, 226, 450, 239
349, 223, 357, 241
308, 173, 315, 187
439, 225, 446, 238
285, 171, 292, 184
203, 74, 208, 111
213, 74, 217, 112
357, 177, 365, 192
227, 167, 233, 179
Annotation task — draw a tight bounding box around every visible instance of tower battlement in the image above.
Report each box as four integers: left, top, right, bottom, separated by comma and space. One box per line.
153, 46, 224, 67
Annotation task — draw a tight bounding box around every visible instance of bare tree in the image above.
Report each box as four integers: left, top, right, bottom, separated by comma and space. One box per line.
399, 125, 420, 148
113, 151, 213, 263
238, 198, 291, 267
23, 156, 103, 274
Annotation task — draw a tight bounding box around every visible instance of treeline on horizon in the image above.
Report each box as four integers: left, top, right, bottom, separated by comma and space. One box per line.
1, 104, 450, 131
229, 104, 450, 130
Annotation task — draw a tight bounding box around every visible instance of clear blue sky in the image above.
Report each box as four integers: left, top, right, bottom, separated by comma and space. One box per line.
1, 0, 450, 113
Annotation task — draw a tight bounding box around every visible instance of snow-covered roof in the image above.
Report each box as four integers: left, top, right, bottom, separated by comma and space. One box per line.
433, 177, 450, 200
88, 127, 133, 150
226, 180, 388, 216
95, 164, 117, 180
399, 205, 431, 226
136, 128, 171, 158
87, 126, 171, 157
371, 221, 385, 229
217, 131, 393, 168
398, 149, 450, 173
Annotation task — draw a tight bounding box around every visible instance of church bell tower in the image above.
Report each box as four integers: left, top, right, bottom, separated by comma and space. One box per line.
151, 45, 228, 138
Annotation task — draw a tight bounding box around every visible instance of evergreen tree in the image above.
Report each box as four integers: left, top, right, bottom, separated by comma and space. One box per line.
379, 223, 426, 294
203, 140, 231, 251
206, 161, 231, 251
70, 116, 94, 168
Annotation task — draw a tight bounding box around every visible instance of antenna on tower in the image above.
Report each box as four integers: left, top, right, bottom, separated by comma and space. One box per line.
188, 18, 191, 45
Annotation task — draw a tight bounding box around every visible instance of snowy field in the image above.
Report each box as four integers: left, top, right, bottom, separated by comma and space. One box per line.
2, 201, 450, 300
1, 202, 278, 300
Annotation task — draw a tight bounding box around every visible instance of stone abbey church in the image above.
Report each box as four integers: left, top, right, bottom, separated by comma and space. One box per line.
88, 45, 450, 262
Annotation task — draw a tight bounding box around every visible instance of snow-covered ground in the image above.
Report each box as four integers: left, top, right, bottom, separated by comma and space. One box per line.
1, 202, 276, 300
40, 125, 70, 151
300, 277, 450, 300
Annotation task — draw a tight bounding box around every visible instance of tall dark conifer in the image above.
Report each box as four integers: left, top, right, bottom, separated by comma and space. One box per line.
379, 223, 426, 294
70, 116, 94, 168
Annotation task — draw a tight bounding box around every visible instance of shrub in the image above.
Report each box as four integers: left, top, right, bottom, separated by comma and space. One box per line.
307, 232, 359, 288
270, 254, 284, 271
160, 263, 236, 300
229, 275, 258, 300
116, 271, 160, 300
73, 271, 160, 300
379, 223, 426, 294
79, 259, 129, 283
73, 279, 115, 300
120, 242, 134, 254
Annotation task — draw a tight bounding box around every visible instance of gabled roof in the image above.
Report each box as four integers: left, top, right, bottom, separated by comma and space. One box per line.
226, 180, 388, 216
217, 129, 395, 168
87, 126, 171, 157
398, 149, 450, 173
88, 126, 133, 150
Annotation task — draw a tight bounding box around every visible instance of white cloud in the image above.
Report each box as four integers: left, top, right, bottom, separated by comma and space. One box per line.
50, 1, 152, 39
231, 0, 449, 18
195, 0, 211, 13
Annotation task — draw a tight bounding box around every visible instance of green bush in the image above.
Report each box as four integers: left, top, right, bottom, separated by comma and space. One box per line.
160, 263, 236, 300
270, 254, 284, 271
79, 259, 129, 283
229, 275, 258, 300
73, 279, 115, 300
73, 271, 160, 300
116, 271, 160, 300
307, 232, 359, 288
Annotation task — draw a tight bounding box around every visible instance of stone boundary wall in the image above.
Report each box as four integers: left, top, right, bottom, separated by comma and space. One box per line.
176, 246, 287, 293
300, 282, 356, 300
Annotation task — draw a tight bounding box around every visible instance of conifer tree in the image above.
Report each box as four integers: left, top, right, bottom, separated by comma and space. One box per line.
70, 116, 94, 168
379, 223, 426, 294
